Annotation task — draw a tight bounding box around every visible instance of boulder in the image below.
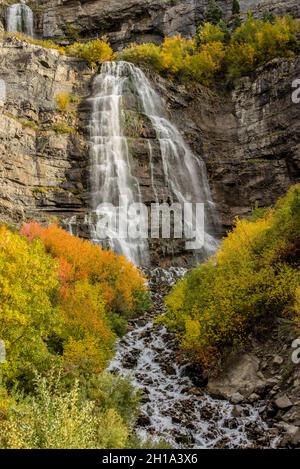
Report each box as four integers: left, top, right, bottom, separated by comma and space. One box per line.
274, 395, 294, 410
207, 353, 266, 400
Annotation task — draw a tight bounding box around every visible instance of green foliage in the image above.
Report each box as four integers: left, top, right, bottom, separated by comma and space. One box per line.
205, 0, 223, 25
0, 371, 130, 449
0, 223, 149, 448
0, 226, 60, 383
119, 15, 299, 86
228, 14, 299, 78
66, 39, 114, 67
196, 22, 226, 45
263, 11, 276, 24
84, 372, 141, 426
163, 185, 300, 368
232, 0, 240, 16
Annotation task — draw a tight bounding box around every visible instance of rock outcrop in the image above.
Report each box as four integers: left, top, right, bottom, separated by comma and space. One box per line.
0, 35, 300, 262
204, 317, 300, 448
1, 1, 299, 49
153, 56, 300, 230
0, 36, 92, 232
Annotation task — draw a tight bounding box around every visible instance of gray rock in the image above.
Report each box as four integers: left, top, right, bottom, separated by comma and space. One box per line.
207, 354, 266, 399
231, 392, 245, 404
232, 405, 244, 418
273, 355, 284, 365
274, 395, 294, 410
249, 393, 260, 403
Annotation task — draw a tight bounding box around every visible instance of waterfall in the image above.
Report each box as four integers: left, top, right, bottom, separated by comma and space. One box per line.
89, 62, 150, 266
6, 1, 34, 37
89, 61, 218, 266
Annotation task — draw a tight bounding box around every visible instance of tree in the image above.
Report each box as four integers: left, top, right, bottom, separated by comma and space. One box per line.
232, 0, 240, 16
205, 0, 223, 25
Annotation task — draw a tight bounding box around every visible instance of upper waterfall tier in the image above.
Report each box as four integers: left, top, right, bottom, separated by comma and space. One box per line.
6, 2, 34, 37
88, 61, 219, 266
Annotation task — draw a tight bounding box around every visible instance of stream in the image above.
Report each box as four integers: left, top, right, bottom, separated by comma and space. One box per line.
109, 268, 273, 449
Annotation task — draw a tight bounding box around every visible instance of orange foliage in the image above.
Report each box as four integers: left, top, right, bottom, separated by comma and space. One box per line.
21, 222, 148, 316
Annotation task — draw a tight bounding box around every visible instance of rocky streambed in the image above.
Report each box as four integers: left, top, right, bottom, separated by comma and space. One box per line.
109, 268, 278, 449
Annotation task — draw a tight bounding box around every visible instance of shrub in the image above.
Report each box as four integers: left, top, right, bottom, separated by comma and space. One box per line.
230, 14, 299, 74
0, 226, 60, 382
205, 0, 223, 25
232, 0, 240, 16
118, 43, 164, 72
118, 15, 299, 85
0, 371, 129, 449
189, 41, 225, 84
20, 223, 150, 374
55, 91, 71, 112
196, 22, 226, 45
66, 39, 114, 66
163, 185, 300, 368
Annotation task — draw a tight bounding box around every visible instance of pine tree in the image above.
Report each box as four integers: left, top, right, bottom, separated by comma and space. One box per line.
232, 0, 240, 16
205, 0, 223, 25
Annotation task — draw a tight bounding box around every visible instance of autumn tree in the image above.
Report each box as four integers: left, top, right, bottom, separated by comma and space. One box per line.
205, 0, 223, 25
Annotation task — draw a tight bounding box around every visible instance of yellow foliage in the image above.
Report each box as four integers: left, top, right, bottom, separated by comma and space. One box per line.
164, 185, 300, 368
197, 23, 226, 44
118, 15, 299, 84
66, 39, 114, 66
6, 32, 65, 54
55, 92, 71, 112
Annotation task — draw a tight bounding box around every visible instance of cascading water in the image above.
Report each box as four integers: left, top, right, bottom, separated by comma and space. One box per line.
88, 61, 218, 266
88, 62, 150, 266
6, 1, 34, 37
109, 268, 274, 449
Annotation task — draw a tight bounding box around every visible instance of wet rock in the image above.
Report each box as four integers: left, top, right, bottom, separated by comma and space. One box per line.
207, 354, 266, 400
231, 392, 245, 404
249, 393, 260, 403
273, 355, 284, 365
183, 363, 208, 388
232, 405, 244, 418
121, 353, 139, 368
136, 414, 151, 427
279, 423, 300, 447
274, 395, 293, 410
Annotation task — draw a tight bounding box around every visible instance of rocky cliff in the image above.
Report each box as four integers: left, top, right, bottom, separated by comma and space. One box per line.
35, 0, 300, 47
156, 56, 300, 229
0, 0, 300, 265
0, 35, 300, 263
1, 1, 299, 48
0, 36, 92, 233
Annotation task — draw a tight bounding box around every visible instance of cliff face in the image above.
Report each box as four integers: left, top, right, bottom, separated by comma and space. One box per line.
0, 36, 92, 232
1, 36, 299, 261
1, 0, 298, 48
157, 56, 300, 229
0, 0, 300, 264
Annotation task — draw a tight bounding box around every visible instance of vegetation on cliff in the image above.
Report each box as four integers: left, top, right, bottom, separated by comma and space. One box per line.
119, 14, 299, 85
7, 13, 299, 87
163, 185, 300, 369
0, 223, 149, 448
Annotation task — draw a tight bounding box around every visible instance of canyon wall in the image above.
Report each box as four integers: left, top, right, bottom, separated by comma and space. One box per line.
0, 0, 300, 264
1, 1, 299, 48
0, 35, 299, 264
0, 36, 92, 233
